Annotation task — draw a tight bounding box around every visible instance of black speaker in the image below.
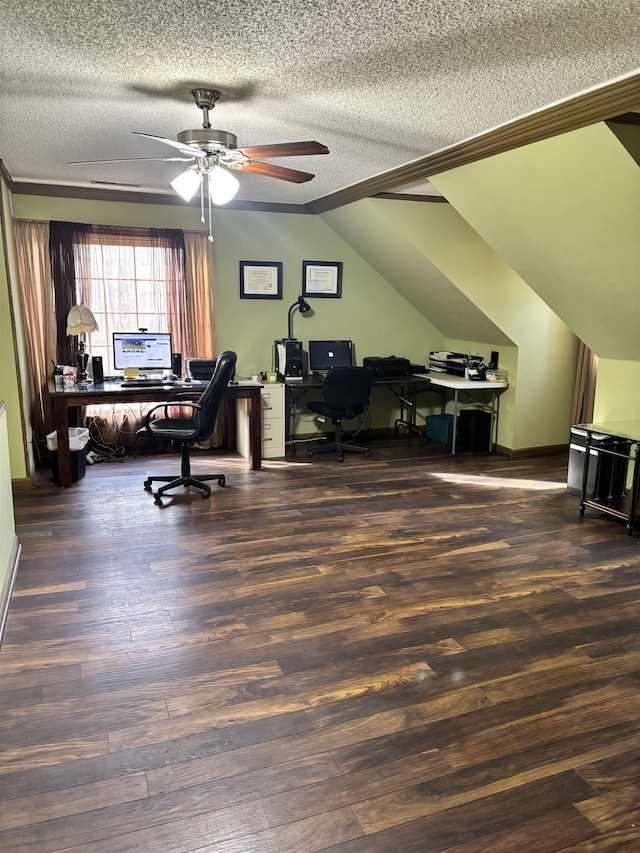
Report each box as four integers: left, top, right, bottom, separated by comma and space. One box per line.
171, 352, 182, 379
490, 350, 499, 369
91, 355, 104, 384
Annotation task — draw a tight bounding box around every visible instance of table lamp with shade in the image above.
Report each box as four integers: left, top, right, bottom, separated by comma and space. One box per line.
66, 305, 98, 385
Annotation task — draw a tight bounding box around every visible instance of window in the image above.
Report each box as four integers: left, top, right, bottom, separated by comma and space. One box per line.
73, 228, 188, 375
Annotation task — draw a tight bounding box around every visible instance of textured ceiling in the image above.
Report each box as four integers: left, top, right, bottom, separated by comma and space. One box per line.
1, 0, 639, 207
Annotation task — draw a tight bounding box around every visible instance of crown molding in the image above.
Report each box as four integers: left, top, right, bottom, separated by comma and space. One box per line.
6, 178, 314, 215
308, 71, 640, 214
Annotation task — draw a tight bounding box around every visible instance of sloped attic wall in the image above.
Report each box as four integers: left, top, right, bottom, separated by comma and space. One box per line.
430, 122, 640, 422
431, 122, 640, 361
322, 199, 577, 452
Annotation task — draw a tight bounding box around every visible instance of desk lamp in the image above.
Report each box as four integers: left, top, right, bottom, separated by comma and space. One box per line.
66, 305, 99, 384
287, 295, 312, 340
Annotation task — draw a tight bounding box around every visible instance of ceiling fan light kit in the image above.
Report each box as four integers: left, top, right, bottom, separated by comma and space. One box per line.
68, 88, 329, 240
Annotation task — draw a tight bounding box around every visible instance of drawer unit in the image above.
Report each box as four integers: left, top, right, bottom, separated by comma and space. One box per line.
260, 383, 285, 458
236, 382, 286, 460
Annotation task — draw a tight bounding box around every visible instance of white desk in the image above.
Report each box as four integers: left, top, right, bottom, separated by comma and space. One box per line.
416, 373, 508, 455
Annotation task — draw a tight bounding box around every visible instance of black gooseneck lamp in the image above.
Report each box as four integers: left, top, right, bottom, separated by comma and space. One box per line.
287, 295, 312, 339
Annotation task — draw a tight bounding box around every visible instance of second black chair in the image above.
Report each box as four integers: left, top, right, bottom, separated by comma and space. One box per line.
137, 350, 237, 502
306, 366, 373, 462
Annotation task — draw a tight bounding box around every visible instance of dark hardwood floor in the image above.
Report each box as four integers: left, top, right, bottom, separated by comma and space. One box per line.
1, 438, 639, 852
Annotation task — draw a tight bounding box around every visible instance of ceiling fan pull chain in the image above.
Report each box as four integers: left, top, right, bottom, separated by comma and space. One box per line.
208, 180, 214, 242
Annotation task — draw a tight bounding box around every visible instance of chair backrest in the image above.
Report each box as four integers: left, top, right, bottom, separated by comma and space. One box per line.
193, 350, 237, 440
322, 366, 373, 419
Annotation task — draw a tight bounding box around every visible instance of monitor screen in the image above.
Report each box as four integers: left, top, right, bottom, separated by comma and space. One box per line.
308, 340, 353, 372
112, 332, 173, 371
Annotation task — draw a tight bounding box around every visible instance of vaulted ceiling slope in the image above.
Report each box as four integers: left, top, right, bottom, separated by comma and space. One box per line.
1, 1, 639, 209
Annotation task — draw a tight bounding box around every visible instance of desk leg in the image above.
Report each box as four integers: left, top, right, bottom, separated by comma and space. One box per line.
248, 392, 262, 470
451, 390, 459, 456
53, 397, 72, 487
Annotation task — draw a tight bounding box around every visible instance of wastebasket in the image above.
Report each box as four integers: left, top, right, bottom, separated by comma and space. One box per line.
424, 413, 454, 445
458, 409, 492, 452
46, 428, 90, 483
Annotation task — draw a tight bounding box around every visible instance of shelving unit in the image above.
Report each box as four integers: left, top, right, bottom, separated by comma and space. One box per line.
577, 421, 640, 534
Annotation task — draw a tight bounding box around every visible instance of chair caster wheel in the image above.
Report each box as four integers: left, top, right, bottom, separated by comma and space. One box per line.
144, 480, 152, 491
365, 450, 371, 457
218, 476, 226, 487
338, 455, 344, 463
153, 494, 162, 505
202, 488, 211, 499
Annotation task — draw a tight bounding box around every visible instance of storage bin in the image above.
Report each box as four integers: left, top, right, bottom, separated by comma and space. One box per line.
485, 369, 508, 382
567, 427, 628, 497
46, 428, 90, 484
424, 414, 454, 445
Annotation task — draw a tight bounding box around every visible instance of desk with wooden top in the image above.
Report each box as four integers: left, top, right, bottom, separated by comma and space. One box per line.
48, 380, 263, 487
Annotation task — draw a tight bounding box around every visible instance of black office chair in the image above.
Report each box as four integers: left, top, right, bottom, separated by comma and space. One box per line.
306, 366, 373, 462
137, 350, 237, 502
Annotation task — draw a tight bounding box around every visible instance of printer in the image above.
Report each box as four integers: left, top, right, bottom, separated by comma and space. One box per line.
185, 358, 218, 381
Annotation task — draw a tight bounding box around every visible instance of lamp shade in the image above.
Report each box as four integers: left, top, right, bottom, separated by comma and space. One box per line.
66, 305, 98, 336
209, 165, 240, 205
170, 167, 201, 201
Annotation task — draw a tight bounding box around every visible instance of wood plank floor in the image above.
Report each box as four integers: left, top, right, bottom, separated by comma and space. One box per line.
1, 438, 640, 852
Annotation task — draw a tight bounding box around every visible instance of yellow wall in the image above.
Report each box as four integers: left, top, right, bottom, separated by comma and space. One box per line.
10, 194, 440, 431
0, 182, 28, 479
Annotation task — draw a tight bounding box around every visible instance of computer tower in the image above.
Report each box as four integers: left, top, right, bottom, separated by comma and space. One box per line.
275, 339, 304, 380
91, 355, 104, 384
171, 352, 182, 379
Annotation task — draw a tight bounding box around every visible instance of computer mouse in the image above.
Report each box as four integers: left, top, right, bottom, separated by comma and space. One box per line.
184, 376, 192, 382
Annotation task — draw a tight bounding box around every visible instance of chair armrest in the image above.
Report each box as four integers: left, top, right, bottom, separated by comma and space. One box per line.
141, 400, 200, 431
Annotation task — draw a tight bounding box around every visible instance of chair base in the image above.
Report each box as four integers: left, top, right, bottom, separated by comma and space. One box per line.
143, 442, 225, 502
306, 424, 371, 463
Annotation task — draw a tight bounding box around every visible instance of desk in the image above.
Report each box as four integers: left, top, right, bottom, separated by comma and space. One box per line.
48, 380, 263, 487
416, 373, 508, 455
283, 374, 432, 449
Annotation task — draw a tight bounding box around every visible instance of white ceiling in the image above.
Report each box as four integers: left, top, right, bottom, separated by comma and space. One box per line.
1, 0, 639, 207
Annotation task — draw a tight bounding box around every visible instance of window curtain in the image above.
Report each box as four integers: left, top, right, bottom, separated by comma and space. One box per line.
571, 341, 598, 425
184, 231, 215, 358
14, 220, 56, 454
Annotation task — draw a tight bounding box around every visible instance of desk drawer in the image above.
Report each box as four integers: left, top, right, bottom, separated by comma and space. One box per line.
262, 417, 285, 458
261, 384, 284, 420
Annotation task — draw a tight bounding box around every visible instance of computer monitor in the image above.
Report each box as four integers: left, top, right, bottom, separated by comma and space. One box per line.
112, 331, 173, 372
308, 340, 354, 373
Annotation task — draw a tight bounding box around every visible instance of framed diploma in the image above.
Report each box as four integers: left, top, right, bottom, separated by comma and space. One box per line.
302, 261, 343, 298
239, 261, 283, 299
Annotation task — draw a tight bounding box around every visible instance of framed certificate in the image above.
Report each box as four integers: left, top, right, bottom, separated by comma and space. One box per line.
239, 261, 283, 299
302, 261, 343, 298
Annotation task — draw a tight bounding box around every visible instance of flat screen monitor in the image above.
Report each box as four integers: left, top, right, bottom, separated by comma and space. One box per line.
112, 331, 173, 372
308, 340, 353, 373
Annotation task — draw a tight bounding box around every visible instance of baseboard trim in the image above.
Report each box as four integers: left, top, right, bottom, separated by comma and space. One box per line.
497, 443, 569, 458
0, 535, 21, 648
12, 476, 34, 490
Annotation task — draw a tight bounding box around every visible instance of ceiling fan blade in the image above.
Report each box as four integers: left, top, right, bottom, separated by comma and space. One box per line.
133, 131, 206, 158
67, 156, 194, 165
238, 161, 316, 183
238, 141, 329, 159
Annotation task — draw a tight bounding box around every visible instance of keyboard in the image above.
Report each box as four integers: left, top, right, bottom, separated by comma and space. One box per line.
120, 379, 177, 388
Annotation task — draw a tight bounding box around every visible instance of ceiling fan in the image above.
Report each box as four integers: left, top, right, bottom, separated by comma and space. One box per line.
68, 88, 329, 239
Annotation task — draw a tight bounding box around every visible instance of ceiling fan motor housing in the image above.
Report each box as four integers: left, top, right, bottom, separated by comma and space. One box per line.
177, 128, 238, 152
